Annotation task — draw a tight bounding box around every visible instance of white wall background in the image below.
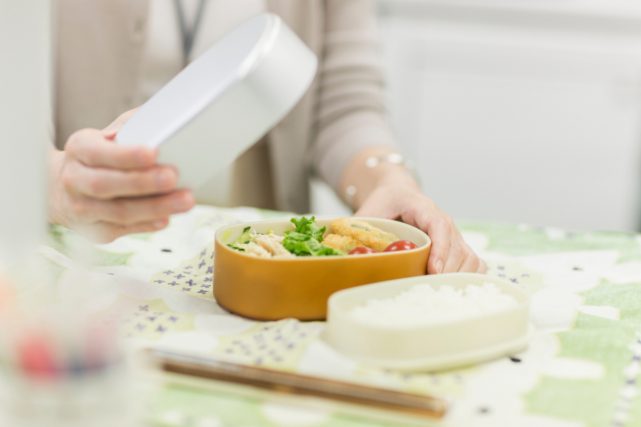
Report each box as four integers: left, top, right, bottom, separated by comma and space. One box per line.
312, 0, 641, 232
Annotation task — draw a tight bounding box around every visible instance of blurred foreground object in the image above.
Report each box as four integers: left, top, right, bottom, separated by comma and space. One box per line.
0, 1, 50, 263
0, 3, 141, 426
0, 276, 137, 427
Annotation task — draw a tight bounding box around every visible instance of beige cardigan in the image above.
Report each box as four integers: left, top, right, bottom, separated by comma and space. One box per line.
55, 0, 396, 212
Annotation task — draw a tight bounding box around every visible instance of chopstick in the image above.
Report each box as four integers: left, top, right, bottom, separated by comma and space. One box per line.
146, 348, 448, 420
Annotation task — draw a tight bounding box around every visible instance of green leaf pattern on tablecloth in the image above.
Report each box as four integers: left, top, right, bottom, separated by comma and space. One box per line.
48, 224, 134, 266
463, 222, 641, 261
526, 279, 641, 427
354, 365, 469, 399
42, 208, 641, 427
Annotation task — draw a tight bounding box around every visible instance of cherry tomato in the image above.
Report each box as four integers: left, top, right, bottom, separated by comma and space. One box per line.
383, 240, 417, 252
348, 246, 376, 255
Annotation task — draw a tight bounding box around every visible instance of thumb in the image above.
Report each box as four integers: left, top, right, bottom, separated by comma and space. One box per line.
102, 108, 139, 139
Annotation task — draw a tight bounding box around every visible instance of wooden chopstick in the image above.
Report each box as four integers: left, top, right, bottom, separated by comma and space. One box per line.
146, 348, 448, 420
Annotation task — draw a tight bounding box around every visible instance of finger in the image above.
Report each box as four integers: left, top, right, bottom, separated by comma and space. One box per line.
458, 250, 482, 273
91, 190, 194, 225
419, 216, 451, 275
85, 218, 170, 243
478, 258, 488, 273
70, 163, 178, 199
442, 241, 466, 273
66, 128, 157, 170
427, 241, 448, 274
103, 109, 139, 137
70, 190, 194, 225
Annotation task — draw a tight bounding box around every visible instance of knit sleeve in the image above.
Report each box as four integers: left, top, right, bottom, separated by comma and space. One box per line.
309, 0, 398, 191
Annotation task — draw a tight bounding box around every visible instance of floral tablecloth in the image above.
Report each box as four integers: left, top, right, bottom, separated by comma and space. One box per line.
43, 206, 641, 427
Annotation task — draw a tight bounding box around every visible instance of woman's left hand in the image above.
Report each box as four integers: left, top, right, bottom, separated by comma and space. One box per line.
355, 176, 486, 275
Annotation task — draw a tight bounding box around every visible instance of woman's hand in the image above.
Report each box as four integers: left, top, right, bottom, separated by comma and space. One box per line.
356, 179, 485, 274
49, 111, 195, 242
342, 148, 485, 274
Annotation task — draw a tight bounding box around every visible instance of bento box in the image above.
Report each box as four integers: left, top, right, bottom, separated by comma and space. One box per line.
213, 217, 431, 320
326, 273, 530, 371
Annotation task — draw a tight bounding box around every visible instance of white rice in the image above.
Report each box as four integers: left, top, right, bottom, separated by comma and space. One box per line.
350, 283, 518, 327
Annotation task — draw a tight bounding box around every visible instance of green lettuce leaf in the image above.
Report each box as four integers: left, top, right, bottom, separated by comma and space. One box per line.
227, 226, 254, 252
283, 217, 343, 256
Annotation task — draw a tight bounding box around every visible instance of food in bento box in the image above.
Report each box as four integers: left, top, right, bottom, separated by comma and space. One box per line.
227, 216, 418, 258
322, 233, 361, 253
328, 218, 398, 252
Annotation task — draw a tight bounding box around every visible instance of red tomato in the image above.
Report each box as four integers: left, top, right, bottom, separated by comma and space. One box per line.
348, 246, 376, 255
383, 240, 417, 252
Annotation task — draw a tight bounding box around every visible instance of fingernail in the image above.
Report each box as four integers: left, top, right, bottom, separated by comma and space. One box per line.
103, 130, 117, 140
434, 259, 443, 274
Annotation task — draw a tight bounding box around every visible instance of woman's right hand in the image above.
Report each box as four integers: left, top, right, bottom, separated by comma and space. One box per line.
49, 112, 195, 242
